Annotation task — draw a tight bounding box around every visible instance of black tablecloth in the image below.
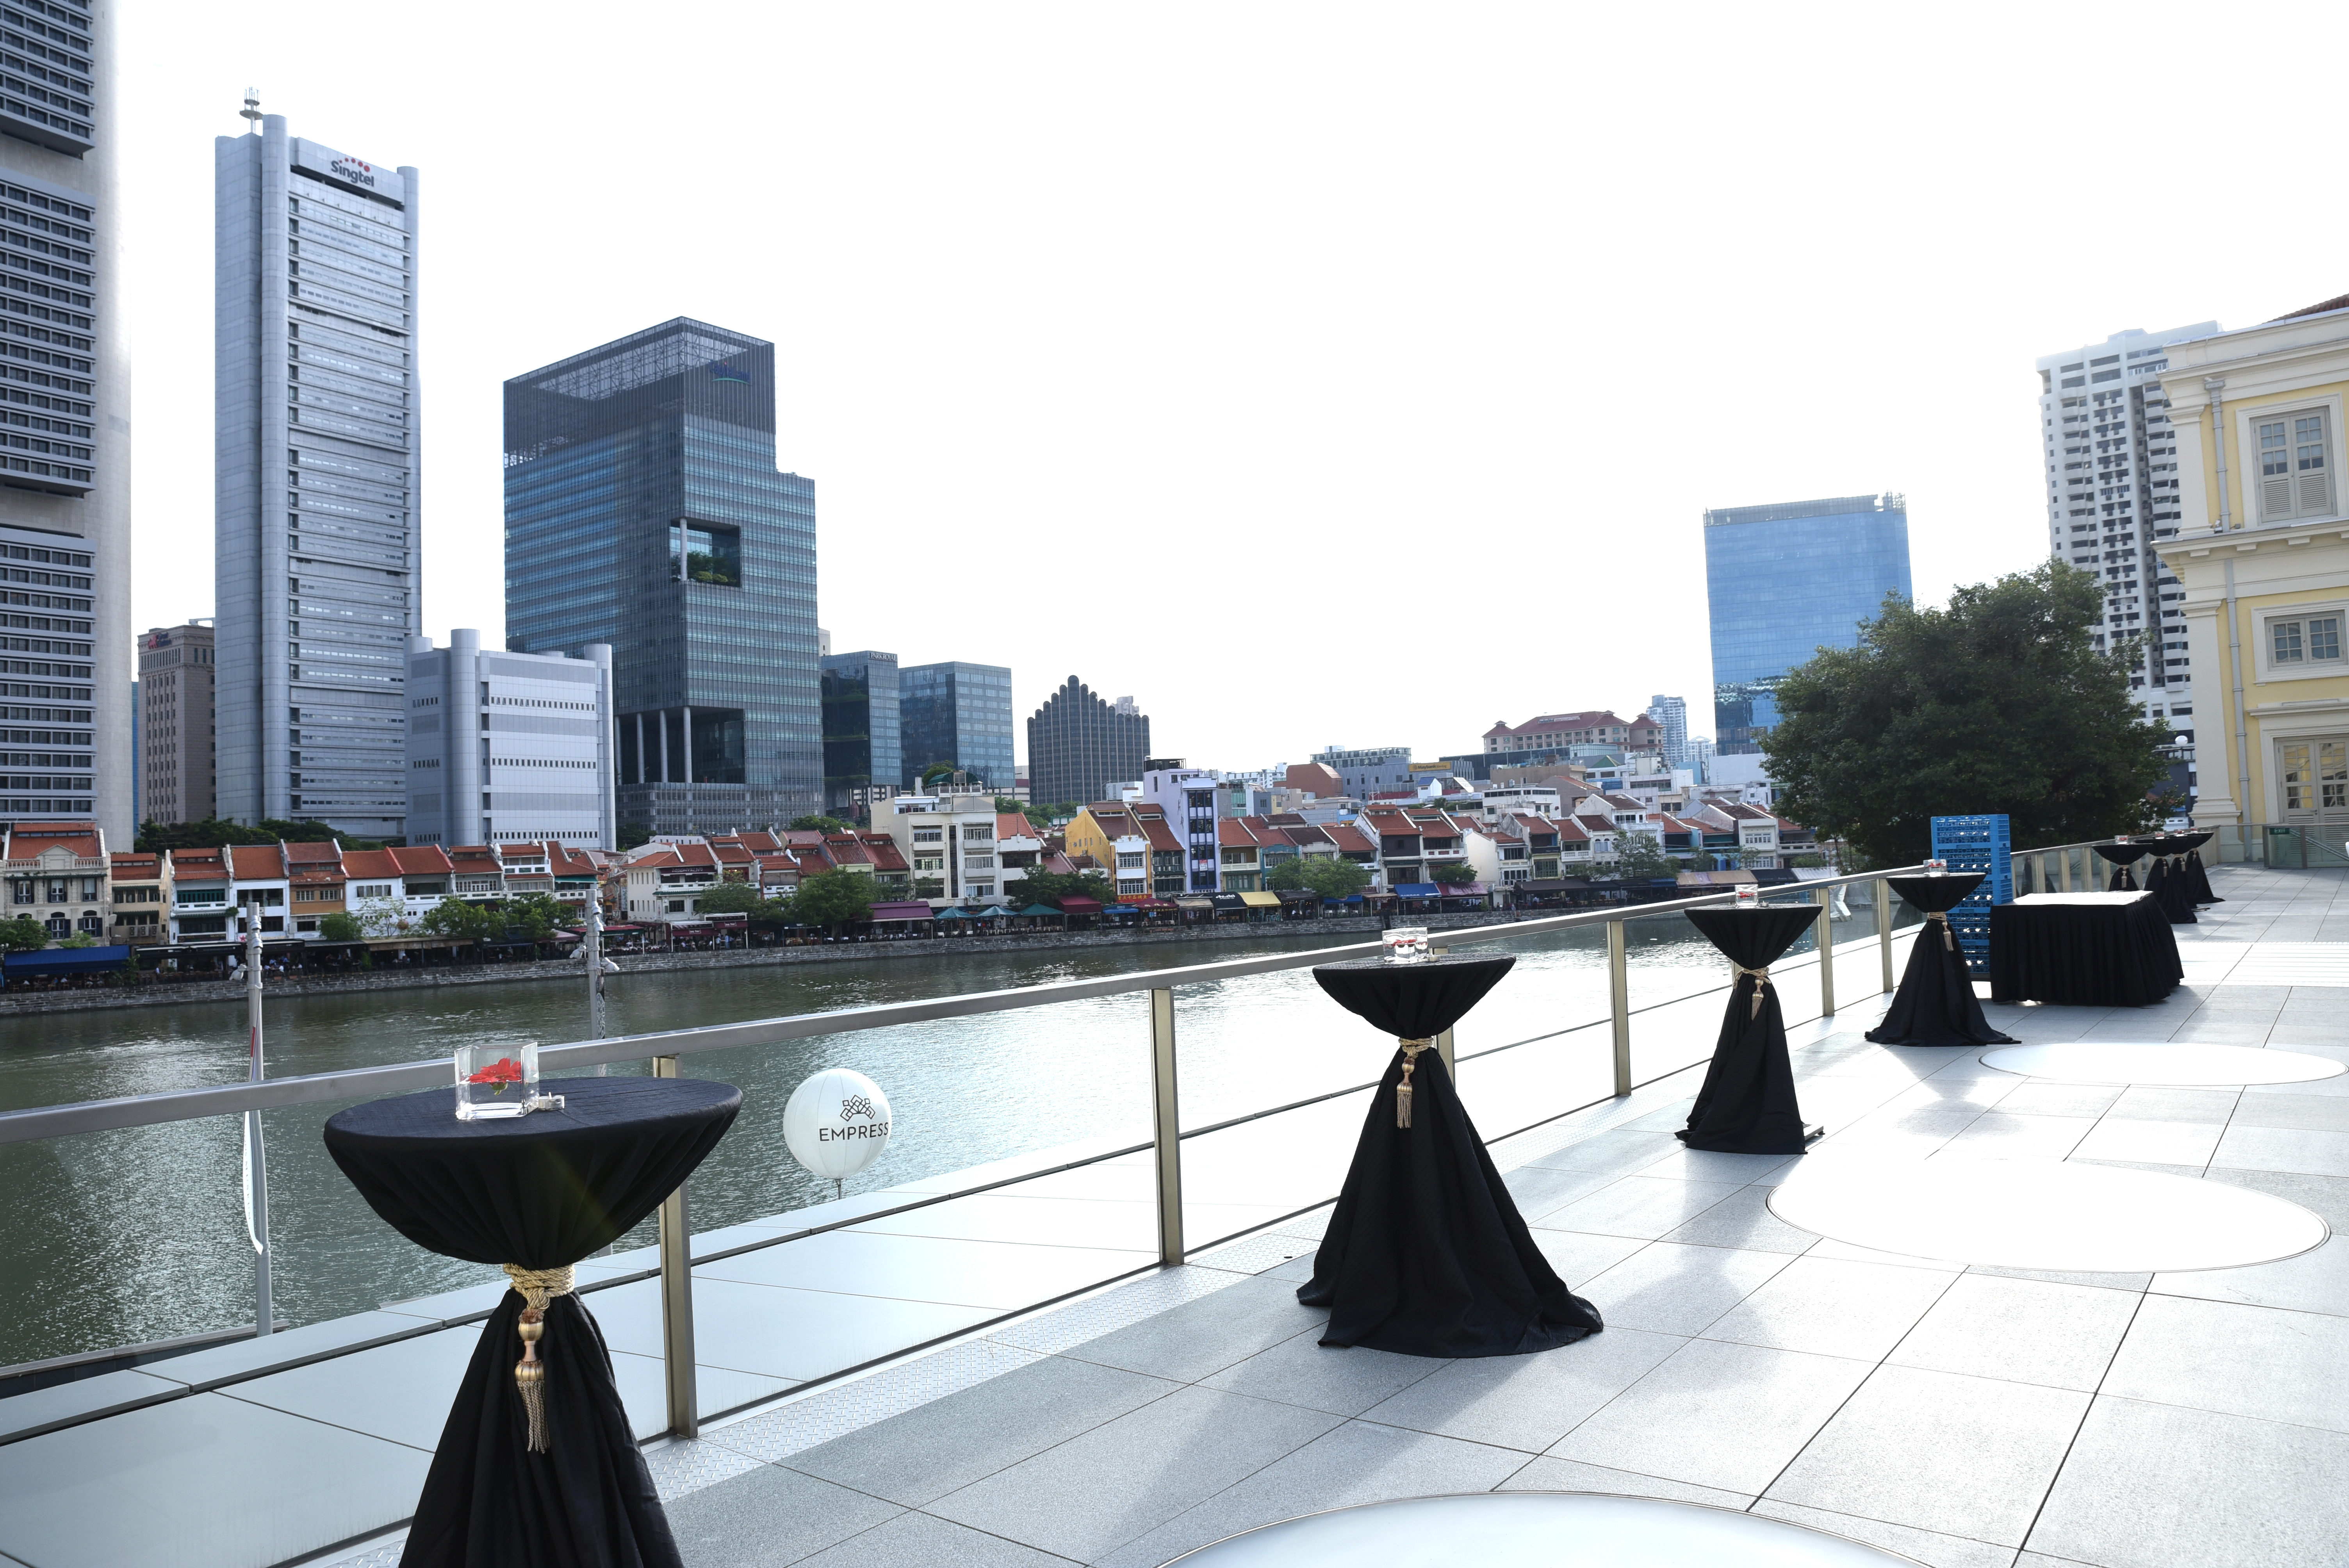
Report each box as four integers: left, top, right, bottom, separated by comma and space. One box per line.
2179, 830, 2221, 904
2147, 853, 2197, 925
1988, 894, 2185, 1007
1301, 955, 1602, 1358
325, 1076, 742, 1568
1678, 907, 1819, 1154
2094, 841, 2149, 891
1864, 875, 2018, 1048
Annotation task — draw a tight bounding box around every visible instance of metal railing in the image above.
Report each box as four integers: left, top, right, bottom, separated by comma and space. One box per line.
0, 863, 1928, 1443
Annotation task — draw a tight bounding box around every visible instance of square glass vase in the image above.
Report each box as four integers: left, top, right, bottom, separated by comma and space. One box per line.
455, 1042, 540, 1121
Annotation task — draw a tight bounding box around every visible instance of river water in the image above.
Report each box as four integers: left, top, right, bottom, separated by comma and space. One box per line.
0, 900, 1898, 1367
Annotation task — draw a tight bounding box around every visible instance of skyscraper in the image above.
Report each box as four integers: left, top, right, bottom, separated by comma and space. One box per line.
1646, 695, 1689, 770
1027, 677, 1148, 807
821, 648, 900, 815
899, 660, 1012, 790
504, 318, 820, 836
0, 4, 124, 841
139, 623, 215, 825
404, 630, 614, 849
1702, 494, 1912, 754
2035, 323, 2219, 731
215, 112, 419, 838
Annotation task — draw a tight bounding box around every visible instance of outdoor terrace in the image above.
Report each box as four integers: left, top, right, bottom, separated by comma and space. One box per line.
2, 864, 2345, 1567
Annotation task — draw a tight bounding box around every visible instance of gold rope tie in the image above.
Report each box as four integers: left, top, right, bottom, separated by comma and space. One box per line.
1395, 1039, 1434, 1128
1737, 966, 1771, 1020
503, 1264, 576, 1454
1928, 910, 1956, 951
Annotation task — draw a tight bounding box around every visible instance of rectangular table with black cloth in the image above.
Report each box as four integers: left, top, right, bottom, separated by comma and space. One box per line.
324, 1075, 742, 1568
1989, 892, 2185, 1007
1301, 953, 1602, 1359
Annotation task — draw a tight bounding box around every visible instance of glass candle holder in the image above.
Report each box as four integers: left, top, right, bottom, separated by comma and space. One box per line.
1735, 886, 1759, 909
1382, 927, 1431, 964
455, 1042, 539, 1121
1925, 858, 1948, 876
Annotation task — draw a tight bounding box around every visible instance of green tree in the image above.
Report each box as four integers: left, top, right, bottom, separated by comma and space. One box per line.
59, 931, 96, 948
617, 822, 654, 852
319, 911, 364, 943
695, 881, 768, 916
1761, 563, 2171, 868
418, 899, 498, 944
920, 761, 957, 786
1264, 857, 1370, 898
132, 816, 375, 852
788, 814, 854, 836
500, 894, 569, 941
792, 870, 876, 930
1008, 869, 1116, 909
1427, 861, 1476, 885
0, 916, 49, 951
1612, 835, 1680, 881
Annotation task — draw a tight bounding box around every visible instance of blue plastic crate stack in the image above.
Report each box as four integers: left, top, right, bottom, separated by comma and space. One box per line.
1929, 814, 2012, 976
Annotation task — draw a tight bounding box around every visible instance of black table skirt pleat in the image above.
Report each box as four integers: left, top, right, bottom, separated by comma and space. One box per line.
1676, 907, 1819, 1155
1865, 918, 2018, 1047
1989, 895, 2184, 1007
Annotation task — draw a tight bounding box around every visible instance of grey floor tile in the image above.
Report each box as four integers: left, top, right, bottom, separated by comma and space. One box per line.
2197, 1165, 2349, 1227
1634, 1147, 1802, 1185
218, 1324, 475, 1451
695, 1229, 1152, 1310
133, 1310, 433, 1390
1262, 1250, 1319, 1283
792, 1511, 1072, 1568
1199, 1328, 1447, 1417
1700, 1255, 1960, 1360
1093, 1418, 1526, 1568
2210, 1123, 2349, 1177
1963, 1263, 2151, 1292
1060, 1273, 1328, 1383
2101, 1294, 2349, 1432
925, 1384, 1338, 1562
1546, 1338, 1873, 1496
1504, 1162, 1624, 1218
2028, 1397, 2349, 1568
1751, 1499, 2022, 1568
2225, 1092, 2349, 1132
1522, 1128, 1686, 1177
665, 1465, 907, 1568
1358, 1327, 1684, 1453
1887, 1273, 2141, 1391
1496, 1454, 1752, 1509
1527, 1228, 1649, 1290
2108, 1087, 2243, 1123
1536, 1176, 1742, 1240
1765, 1364, 2089, 1546
1941, 1113, 2098, 1160
1995, 1082, 2127, 1118
2068, 1117, 2225, 1167
1578, 1241, 1796, 1336
1658, 1185, 1821, 1254
0, 1391, 433, 1568
2151, 1235, 2349, 1318
781, 1353, 1178, 1507
0, 1369, 180, 1443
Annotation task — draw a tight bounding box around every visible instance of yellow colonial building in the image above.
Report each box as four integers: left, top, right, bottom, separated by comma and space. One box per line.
2158, 294, 2349, 856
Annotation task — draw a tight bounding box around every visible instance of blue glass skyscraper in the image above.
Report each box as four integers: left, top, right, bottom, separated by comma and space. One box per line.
504, 319, 820, 835
1703, 493, 1912, 754
899, 661, 1013, 790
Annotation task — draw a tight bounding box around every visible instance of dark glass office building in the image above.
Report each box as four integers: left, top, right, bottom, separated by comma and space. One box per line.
821, 648, 900, 816
1027, 676, 1148, 806
504, 319, 820, 835
1703, 493, 1911, 754
898, 661, 1013, 789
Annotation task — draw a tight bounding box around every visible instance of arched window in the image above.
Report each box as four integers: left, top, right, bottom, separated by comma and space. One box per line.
45, 913, 69, 938
78, 911, 102, 935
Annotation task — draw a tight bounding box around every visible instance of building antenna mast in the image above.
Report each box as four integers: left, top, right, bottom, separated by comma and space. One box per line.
240, 87, 262, 131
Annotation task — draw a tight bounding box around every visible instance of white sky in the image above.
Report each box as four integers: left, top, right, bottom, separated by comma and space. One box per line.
121, 2, 2349, 772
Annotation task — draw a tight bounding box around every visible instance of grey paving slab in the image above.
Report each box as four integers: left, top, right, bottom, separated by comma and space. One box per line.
662, 1462, 906, 1568
1963, 1263, 2151, 1292
1059, 1273, 1329, 1384
2100, 1294, 2349, 1432
0, 1368, 181, 1443
1750, 1499, 2021, 1568
1885, 1273, 2141, 1392
133, 1310, 433, 1390
1198, 1327, 1446, 1418
2107, 1086, 2244, 1123
1545, 1337, 1874, 1496
781, 1352, 1176, 1508
1994, 1082, 2128, 1118
611, 1352, 798, 1440
376, 1276, 512, 1324
591, 1275, 994, 1384
1355, 1325, 1682, 1453
1093, 1418, 1527, 1568
1535, 1175, 1743, 1240
694, 1228, 1151, 1310
790, 1511, 1075, 1568
1502, 1161, 1624, 1217
2068, 1117, 2225, 1167
924, 1384, 1338, 1562
2225, 1092, 2349, 1131
1939, 1112, 2098, 1160
1766, 1364, 2089, 1546
0, 1391, 432, 1568
1577, 1240, 1796, 1336
1519, 1127, 1684, 1176
219, 1324, 474, 1450
1495, 1454, 1752, 1509
2196, 1165, 2349, 1226
1634, 1147, 1803, 1185
1658, 1184, 1823, 1254
2027, 1397, 2349, 1568
2211, 1123, 2349, 1176
2151, 1234, 2349, 1317
1526, 1228, 1648, 1289
1700, 1255, 1960, 1361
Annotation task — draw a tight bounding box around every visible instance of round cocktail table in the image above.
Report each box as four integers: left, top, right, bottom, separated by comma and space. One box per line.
1864, 873, 2016, 1049
1678, 905, 1823, 1154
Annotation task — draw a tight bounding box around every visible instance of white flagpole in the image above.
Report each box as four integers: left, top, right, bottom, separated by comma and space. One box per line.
244, 912, 273, 1336
586, 890, 608, 1075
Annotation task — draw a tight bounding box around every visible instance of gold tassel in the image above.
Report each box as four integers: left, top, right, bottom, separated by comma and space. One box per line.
1930, 911, 1955, 951
1396, 1039, 1432, 1128
1737, 967, 1771, 1019
502, 1263, 575, 1455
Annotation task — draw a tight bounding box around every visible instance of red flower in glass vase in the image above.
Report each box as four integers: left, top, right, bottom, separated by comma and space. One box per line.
467, 1057, 526, 1095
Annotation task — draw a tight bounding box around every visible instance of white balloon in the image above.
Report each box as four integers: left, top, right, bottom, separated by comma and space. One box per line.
784, 1067, 893, 1183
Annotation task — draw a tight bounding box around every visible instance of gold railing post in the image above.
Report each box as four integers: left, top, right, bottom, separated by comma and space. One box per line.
651, 1054, 697, 1438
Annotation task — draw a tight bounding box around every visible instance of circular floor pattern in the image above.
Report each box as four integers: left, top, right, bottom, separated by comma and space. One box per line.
1980, 1041, 2346, 1087
1768, 1156, 2329, 1274
1167, 1493, 1926, 1566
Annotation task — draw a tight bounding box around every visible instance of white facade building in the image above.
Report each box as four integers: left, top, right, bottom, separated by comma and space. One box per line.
404, 630, 615, 849
1137, 764, 1221, 892
2037, 323, 2221, 735
877, 792, 1004, 905
1646, 695, 1689, 770
216, 112, 419, 839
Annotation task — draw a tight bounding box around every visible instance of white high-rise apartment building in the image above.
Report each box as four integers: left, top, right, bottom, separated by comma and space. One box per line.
1647, 694, 1689, 769
216, 109, 418, 839
2035, 323, 2218, 734
0, 4, 125, 841
405, 631, 615, 849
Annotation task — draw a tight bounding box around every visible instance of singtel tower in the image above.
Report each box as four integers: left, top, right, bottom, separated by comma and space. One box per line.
216, 110, 419, 839
0, 3, 124, 840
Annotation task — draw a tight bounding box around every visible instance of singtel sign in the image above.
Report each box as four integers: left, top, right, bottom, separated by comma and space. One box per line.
329, 156, 377, 189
